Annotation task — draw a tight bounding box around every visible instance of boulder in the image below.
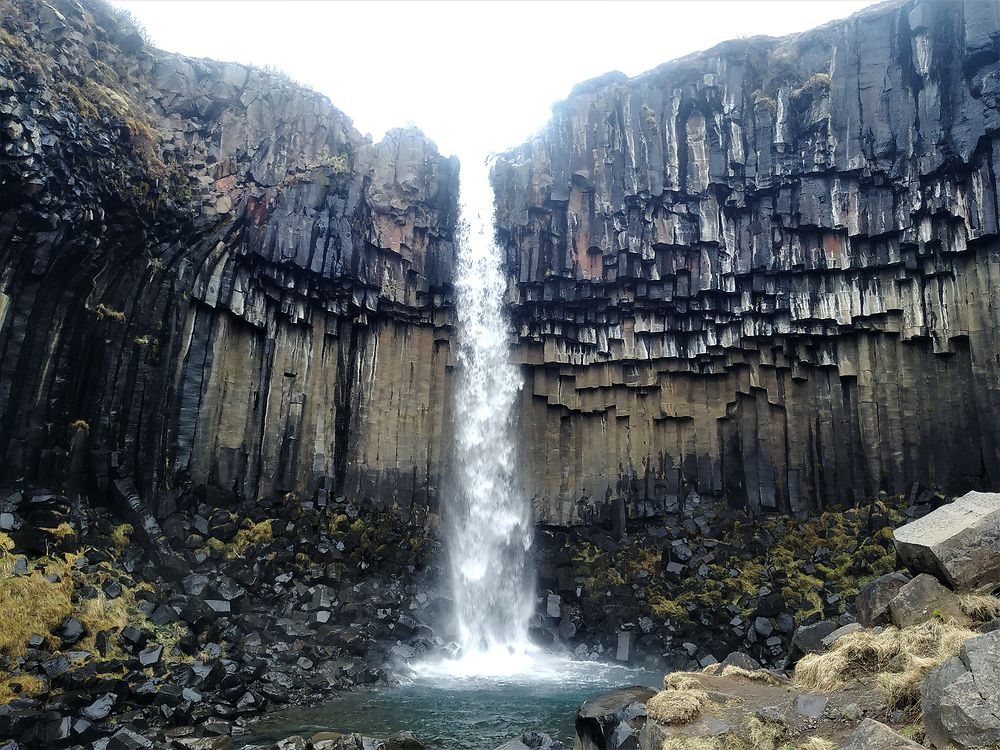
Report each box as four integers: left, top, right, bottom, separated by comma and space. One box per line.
793, 694, 828, 719
712, 652, 762, 674
173, 738, 232, 750
788, 620, 838, 664
576, 686, 656, 750
840, 719, 924, 749
820, 623, 862, 648
888, 574, 969, 628
922, 630, 1000, 749
855, 572, 911, 626
894, 491, 1000, 592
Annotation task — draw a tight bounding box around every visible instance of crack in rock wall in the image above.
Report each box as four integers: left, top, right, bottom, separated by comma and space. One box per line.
0, 0, 458, 518
492, 0, 1000, 524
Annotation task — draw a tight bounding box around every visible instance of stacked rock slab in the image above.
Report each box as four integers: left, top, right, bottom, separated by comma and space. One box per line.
492, 0, 1000, 524
0, 0, 458, 516
894, 491, 1000, 592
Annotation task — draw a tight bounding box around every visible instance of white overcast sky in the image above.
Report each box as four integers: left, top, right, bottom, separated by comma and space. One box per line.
110, 1, 876, 161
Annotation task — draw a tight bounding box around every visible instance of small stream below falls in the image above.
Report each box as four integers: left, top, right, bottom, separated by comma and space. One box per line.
243, 661, 659, 749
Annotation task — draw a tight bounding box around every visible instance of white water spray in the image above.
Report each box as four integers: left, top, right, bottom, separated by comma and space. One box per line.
443, 152, 535, 675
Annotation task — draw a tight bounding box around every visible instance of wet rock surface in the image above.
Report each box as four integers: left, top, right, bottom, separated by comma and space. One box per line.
492, 0, 1000, 524
575, 686, 655, 750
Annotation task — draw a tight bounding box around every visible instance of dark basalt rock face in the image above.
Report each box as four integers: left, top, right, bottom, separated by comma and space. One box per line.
0, 0, 458, 518
492, 0, 1000, 524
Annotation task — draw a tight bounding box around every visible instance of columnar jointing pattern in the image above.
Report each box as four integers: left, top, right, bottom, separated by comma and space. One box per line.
492, 0, 1000, 525
0, 0, 459, 517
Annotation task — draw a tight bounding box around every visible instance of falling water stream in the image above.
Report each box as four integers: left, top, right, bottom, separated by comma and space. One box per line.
242, 155, 658, 750
440, 152, 534, 672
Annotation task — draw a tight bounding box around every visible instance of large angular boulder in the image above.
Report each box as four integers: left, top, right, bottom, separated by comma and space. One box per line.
922, 630, 1000, 749
575, 686, 656, 750
894, 491, 1000, 592
887, 574, 969, 628
855, 572, 911, 626
840, 719, 924, 749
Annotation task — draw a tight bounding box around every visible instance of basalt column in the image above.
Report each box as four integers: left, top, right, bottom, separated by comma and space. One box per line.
0, 0, 459, 518
492, 0, 1000, 525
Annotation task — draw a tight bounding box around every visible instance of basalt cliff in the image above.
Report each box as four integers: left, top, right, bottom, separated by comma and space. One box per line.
2, 0, 1000, 527
2, 1, 1000, 747
493, 0, 1000, 524
0, 0, 458, 522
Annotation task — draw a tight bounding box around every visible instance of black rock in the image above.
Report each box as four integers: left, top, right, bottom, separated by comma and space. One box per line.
148, 605, 176, 627
42, 655, 70, 679
71, 717, 96, 740
182, 574, 211, 598
102, 580, 123, 599
81, 692, 118, 721
120, 626, 150, 652
38, 715, 71, 747
138, 645, 163, 667
107, 727, 154, 750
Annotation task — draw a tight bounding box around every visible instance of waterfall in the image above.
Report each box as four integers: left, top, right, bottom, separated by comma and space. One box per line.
446, 152, 534, 673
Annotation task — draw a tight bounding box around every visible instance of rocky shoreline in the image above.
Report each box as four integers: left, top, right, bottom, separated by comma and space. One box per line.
1, 484, 989, 750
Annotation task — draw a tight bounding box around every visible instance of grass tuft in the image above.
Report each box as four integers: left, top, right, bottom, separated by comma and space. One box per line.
959, 594, 1000, 623
794, 620, 977, 713
0, 565, 74, 656
663, 672, 702, 691
95, 303, 126, 322
719, 665, 784, 685
226, 520, 275, 560
111, 524, 133, 553
748, 717, 787, 750
647, 688, 710, 725
0, 673, 45, 704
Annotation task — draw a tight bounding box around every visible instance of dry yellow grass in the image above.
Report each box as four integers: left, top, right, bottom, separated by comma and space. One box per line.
719, 665, 784, 686
659, 735, 836, 750
960, 594, 1000, 623
75, 591, 131, 656
0, 567, 73, 655
787, 739, 837, 750
660, 739, 728, 750
748, 717, 787, 750
647, 687, 710, 725
0, 673, 45, 704
663, 671, 702, 691
794, 620, 977, 712
111, 523, 133, 553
